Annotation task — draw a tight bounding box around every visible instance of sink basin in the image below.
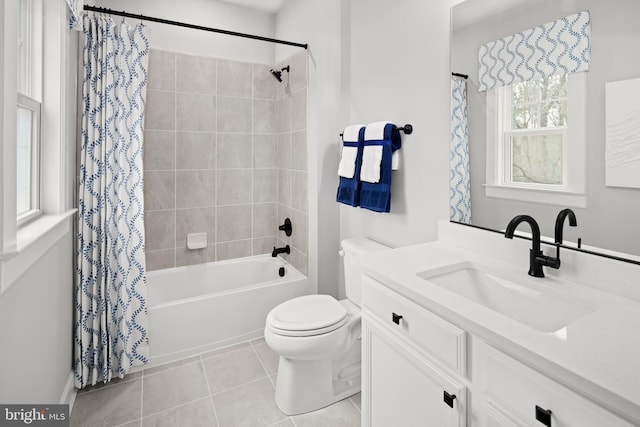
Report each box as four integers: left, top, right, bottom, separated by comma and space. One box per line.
417, 262, 598, 332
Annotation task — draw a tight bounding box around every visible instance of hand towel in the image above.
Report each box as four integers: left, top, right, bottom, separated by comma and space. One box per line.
337, 124, 364, 178
359, 122, 402, 213
336, 125, 366, 207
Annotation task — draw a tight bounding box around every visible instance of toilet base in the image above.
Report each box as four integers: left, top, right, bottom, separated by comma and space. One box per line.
274, 339, 361, 415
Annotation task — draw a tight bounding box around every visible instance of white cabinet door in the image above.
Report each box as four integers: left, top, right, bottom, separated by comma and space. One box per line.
362, 313, 466, 427
483, 400, 526, 427
479, 343, 635, 427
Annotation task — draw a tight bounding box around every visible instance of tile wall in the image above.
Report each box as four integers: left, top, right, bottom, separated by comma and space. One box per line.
274, 51, 308, 275
143, 49, 307, 274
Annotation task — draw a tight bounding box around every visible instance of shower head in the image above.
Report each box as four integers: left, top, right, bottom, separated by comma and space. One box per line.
270, 65, 290, 83
271, 69, 283, 82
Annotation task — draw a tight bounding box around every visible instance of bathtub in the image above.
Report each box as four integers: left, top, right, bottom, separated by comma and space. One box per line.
146, 254, 309, 367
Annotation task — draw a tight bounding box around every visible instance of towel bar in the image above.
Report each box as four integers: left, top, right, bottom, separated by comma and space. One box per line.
339, 124, 413, 137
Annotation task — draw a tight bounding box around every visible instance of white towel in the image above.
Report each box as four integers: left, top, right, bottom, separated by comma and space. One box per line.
364, 121, 390, 141
362, 121, 400, 175
360, 145, 384, 183
342, 124, 364, 142
338, 146, 359, 178
337, 124, 364, 178
392, 150, 400, 170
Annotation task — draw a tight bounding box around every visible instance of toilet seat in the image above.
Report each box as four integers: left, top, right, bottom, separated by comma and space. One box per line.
267, 295, 349, 337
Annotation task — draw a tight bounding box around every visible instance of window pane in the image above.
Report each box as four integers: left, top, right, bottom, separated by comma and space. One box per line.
540, 74, 567, 101
512, 80, 539, 129
511, 134, 563, 185
512, 75, 567, 130
16, 106, 32, 215
512, 80, 538, 104
513, 104, 538, 129
540, 100, 567, 127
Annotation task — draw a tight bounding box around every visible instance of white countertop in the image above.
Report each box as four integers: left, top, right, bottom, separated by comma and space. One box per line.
359, 240, 640, 423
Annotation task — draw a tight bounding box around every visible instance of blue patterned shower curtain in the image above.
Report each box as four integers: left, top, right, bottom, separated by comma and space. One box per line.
450, 77, 471, 224
74, 15, 150, 388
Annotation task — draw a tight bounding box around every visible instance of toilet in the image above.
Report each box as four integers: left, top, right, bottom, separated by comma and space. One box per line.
264, 237, 390, 415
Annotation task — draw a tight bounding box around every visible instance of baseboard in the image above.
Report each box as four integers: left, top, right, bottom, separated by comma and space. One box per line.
59, 371, 77, 412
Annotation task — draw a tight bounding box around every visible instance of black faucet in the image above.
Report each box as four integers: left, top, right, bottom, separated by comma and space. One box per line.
504, 215, 560, 278
272, 245, 290, 257
278, 218, 292, 236
555, 208, 577, 245
554, 208, 578, 259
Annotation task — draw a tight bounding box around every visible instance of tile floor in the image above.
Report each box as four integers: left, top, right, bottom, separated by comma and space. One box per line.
70, 338, 362, 427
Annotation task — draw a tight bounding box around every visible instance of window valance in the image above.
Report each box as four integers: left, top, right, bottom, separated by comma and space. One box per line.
478, 10, 591, 92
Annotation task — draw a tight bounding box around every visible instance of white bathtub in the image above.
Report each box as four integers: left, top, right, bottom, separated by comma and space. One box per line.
146, 254, 309, 367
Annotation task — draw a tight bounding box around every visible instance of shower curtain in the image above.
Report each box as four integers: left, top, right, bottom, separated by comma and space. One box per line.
450, 77, 472, 224
74, 15, 150, 388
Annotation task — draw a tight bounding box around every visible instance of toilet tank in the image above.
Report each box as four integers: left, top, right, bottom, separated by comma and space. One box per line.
341, 238, 390, 307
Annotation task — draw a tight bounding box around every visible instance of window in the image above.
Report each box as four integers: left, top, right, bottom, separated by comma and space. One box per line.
16, 0, 42, 225
504, 75, 567, 187
485, 72, 586, 207
16, 94, 41, 220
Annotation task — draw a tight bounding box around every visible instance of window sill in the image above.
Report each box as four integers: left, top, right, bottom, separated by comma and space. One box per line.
0, 209, 76, 295
484, 185, 587, 208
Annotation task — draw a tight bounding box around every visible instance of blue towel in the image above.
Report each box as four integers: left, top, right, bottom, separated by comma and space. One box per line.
359, 123, 401, 213
336, 126, 365, 206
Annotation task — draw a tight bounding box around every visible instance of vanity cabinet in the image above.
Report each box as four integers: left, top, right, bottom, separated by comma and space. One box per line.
361, 276, 467, 427
478, 344, 635, 427
361, 275, 636, 427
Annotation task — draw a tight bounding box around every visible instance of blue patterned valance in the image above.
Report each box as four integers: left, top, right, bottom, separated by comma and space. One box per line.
478, 11, 591, 92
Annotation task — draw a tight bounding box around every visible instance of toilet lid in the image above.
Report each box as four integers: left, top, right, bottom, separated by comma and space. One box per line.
267, 295, 348, 336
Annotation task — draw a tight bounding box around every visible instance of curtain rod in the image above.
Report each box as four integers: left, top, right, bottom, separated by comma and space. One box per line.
452, 72, 468, 79
83, 5, 308, 50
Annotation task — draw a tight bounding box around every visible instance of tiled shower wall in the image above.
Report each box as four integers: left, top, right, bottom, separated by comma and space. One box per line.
143, 49, 307, 274
275, 51, 308, 275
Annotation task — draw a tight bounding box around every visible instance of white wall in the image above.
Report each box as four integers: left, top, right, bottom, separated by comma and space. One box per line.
0, 229, 73, 403
276, 0, 458, 298
275, 0, 344, 298
94, 0, 276, 64
340, 0, 454, 291
345, 0, 453, 247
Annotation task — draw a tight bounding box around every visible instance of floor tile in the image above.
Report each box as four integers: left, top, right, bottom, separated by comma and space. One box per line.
70, 339, 358, 427
202, 343, 268, 394
142, 361, 209, 417
251, 338, 280, 375
143, 356, 201, 377
201, 342, 250, 358
212, 378, 286, 427
141, 398, 218, 427
292, 398, 361, 427
71, 379, 142, 427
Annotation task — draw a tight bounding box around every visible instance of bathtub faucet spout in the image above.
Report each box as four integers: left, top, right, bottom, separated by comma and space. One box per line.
272, 245, 291, 257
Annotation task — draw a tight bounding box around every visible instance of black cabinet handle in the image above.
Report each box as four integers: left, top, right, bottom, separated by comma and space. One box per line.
392, 312, 403, 325
535, 405, 552, 427
443, 391, 456, 408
